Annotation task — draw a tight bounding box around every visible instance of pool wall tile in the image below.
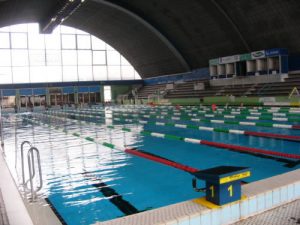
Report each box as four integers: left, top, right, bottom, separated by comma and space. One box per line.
230, 203, 240, 222
211, 209, 221, 225
200, 212, 211, 225
287, 184, 294, 201
256, 193, 265, 212
280, 186, 288, 203
189, 213, 201, 225
295, 181, 300, 197
177, 216, 189, 225
248, 197, 257, 215
220, 205, 231, 224
265, 191, 273, 209
240, 199, 249, 218
272, 188, 280, 206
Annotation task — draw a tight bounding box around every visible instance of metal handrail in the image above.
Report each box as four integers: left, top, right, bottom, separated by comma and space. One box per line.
27, 147, 43, 200
19, 141, 43, 201
19, 141, 33, 185
0, 105, 4, 151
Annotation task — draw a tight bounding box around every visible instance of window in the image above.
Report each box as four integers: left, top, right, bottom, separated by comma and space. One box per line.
0, 33, 10, 48
104, 86, 111, 102
93, 51, 106, 65
0, 50, 11, 66
61, 34, 76, 49
77, 50, 92, 65
0, 23, 141, 84
29, 50, 45, 66
11, 33, 27, 48
77, 35, 91, 49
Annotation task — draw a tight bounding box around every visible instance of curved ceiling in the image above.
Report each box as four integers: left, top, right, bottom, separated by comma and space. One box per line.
0, 0, 300, 78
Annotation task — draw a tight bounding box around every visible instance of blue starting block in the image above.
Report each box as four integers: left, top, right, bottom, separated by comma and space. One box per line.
192, 166, 251, 206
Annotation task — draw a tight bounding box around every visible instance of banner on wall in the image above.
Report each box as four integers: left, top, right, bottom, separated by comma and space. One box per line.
209, 58, 219, 66
219, 55, 240, 64
251, 50, 265, 59
240, 53, 252, 61
265, 48, 288, 57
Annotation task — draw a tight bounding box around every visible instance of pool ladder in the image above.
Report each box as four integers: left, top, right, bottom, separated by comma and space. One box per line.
20, 141, 43, 201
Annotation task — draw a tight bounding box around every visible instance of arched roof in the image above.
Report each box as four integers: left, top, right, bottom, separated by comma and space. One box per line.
0, 0, 300, 78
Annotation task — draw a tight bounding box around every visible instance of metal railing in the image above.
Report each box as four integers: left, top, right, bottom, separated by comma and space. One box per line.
20, 141, 43, 201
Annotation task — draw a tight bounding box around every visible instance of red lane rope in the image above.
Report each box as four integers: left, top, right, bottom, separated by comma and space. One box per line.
244, 131, 300, 141
125, 149, 199, 173
292, 125, 300, 129
200, 140, 300, 160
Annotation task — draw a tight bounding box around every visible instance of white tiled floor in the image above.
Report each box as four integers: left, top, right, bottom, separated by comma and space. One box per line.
232, 199, 300, 225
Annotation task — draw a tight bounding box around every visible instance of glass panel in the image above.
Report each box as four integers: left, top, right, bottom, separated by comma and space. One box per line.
11, 33, 28, 48
76, 29, 88, 35
29, 50, 45, 66
46, 50, 61, 66
11, 50, 29, 66
77, 35, 91, 49
27, 23, 39, 34
104, 86, 111, 101
63, 66, 78, 82
108, 66, 121, 80
60, 26, 76, 34
0, 26, 10, 32
134, 71, 141, 79
91, 36, 106, 50
46, 66, 62, 82
106, 44, 115, 51
107, 51, 120, 65
93, 66, 107, 81
0, 50, 11, 66
77, 50, 92, 65
61, 34, 76, 49
10, 24, 27, 32
30, 66, 46, 83
0, 33, 10, 48
93, 51, 106, 65
78, 66, 93, 81
0, 67, 12, 84
12, 67, 30, 83
28, 32, 45, 49
121, 66, 135, 80
62, 50, 77, 65
121, 55, 130, 65
45, 32, 61, 49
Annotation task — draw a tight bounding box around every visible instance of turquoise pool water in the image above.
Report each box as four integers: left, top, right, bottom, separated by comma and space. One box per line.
2, 105, 300, 225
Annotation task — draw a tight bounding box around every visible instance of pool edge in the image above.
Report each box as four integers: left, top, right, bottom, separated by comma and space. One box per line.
94, 169, 300, 225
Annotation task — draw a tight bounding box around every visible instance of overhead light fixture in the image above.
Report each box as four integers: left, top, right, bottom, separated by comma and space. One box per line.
40, 0, 85, 34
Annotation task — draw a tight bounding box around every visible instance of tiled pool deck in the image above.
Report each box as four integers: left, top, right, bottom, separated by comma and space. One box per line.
233, 198, 300, 225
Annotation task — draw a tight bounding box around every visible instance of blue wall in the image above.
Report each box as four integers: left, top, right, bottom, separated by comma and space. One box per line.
289, 55, 300, 71
143, 68, 209, 85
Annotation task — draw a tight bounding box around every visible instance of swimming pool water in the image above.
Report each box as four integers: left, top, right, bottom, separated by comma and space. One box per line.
2, 105, 300, 225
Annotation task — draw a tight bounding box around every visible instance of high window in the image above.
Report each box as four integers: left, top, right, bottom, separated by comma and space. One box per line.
0, 23, 141, 84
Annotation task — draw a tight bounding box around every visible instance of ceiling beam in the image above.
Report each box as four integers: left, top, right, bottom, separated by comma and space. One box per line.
210, 0, 251, 52
92, 0, 191, 72
39, 0, 85, 34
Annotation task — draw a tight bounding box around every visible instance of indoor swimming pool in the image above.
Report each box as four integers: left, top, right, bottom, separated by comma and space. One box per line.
2, 105, 300, 225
